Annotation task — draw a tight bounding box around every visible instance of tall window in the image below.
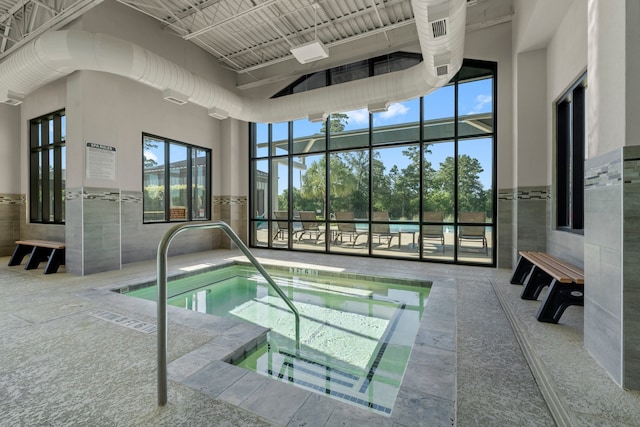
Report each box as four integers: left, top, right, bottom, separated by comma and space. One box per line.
30, 110, 66, 223
142, 134, 211, 223
249, 60, 496, 266
556, 73, 587, 232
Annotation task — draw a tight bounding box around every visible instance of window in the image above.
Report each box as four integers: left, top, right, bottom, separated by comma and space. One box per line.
30, 110, 66, 224
142, 134, 211, 223
249, 60, 497, 266
556, 73, 587, 232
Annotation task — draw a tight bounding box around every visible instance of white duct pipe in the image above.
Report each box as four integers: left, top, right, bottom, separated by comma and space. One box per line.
0, 0, 466, 123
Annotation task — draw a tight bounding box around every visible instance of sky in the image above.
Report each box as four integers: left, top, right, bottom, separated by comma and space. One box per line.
259, 77, 494, 191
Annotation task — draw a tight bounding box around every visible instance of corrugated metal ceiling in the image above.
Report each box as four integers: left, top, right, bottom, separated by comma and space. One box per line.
0, 0, 513, 77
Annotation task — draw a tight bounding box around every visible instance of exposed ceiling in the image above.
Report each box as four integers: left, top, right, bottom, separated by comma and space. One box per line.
0, 0, 514, 90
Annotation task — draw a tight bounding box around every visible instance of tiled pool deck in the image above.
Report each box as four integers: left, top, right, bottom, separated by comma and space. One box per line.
1, 249, 639, 426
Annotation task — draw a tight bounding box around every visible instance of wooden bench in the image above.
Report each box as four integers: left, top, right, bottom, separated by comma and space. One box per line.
8, 240, 66, 274
510, 251, 584, 323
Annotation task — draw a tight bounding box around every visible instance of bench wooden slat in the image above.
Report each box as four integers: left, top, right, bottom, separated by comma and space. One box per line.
15, 240, 66, 249
519, 252, 573, 283
518, 251, 583, 284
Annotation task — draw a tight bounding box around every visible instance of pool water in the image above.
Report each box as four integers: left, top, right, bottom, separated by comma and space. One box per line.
125, 264, 430, 415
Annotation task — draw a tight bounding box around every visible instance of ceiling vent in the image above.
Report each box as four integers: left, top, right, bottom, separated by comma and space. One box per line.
368, 101, 390, 113
308, 112, 328, 122
208, 107, 228, 120
291, 40, 329, 64
2, 90, 24, 106
428, 3, 450, 38
162, 89, 188, 105
434, 52, 451, 77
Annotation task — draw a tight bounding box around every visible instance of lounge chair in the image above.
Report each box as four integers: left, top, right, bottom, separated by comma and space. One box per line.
371, 211, 398, 248
297, 211, 325, 243
273, 211, 300, 241
458, 211, 488, 254
334, 212, 368, 246
422, 211, 445, 252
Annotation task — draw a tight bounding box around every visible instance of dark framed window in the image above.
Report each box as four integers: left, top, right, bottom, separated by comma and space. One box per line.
556, 73, 586, 232
142, 133, 211, 223
250, 60, 497, 267
29, 110, 66, 224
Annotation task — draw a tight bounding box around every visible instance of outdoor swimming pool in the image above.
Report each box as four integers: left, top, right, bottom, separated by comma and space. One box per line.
123, 264, 430, 415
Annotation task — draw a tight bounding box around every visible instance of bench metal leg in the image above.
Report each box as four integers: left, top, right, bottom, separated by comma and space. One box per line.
24, 246, 53, 270
536, 281, 584, 323
8, 244, 33, 266
521, 267, 553, 300
510, 256, 534, 284
44, 248, 65, 274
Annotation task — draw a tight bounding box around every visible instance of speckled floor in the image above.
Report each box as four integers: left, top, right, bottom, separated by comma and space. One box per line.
1, 249, 639, 426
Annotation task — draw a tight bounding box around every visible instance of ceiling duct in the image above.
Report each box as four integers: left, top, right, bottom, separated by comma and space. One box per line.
0, 0, 466, 123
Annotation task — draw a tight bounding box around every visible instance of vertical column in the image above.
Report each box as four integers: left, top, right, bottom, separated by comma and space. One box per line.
82, 188, 121, 275
585, 0, 640, 388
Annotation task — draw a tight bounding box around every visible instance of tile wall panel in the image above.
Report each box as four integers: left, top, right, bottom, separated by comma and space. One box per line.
0, 194, 23, 256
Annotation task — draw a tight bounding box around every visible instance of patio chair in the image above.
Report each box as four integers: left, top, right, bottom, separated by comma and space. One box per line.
273, 211, 300, 241
422, 211, 445, 252
458, 211, 488, 254
334, 212, 369, 246
371, 211, 399, 248
297, 211, 325, 243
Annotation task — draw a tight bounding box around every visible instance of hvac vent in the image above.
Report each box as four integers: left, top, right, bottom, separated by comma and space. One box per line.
431, 19, 448, 38
162, 89, 188, 105
2, 90, 24, 106
434, 52, 451, 77
428, 2, 449, 38
436, 65, 449, 76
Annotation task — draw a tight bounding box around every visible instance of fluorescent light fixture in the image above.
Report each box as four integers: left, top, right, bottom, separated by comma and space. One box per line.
162, 89, 188, 105
368, 101, 390, 113
2, 90, 24, 106
290, 40, 329, 64
308, 112, 327, 122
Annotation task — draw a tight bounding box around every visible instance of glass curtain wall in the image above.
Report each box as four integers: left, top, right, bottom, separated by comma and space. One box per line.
249, 60, 496, 266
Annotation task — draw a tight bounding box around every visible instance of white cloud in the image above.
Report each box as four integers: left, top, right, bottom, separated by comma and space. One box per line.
144, 151, 158, 162
348, 108, 369, 124
379, 102, 409, 120
468, 94, 492, 114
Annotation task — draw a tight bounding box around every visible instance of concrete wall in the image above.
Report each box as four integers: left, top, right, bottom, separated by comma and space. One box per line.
6, 0, 248, 274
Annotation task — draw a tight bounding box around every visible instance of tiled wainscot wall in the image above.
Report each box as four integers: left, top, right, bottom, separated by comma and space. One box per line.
497, 186, 548, 269
0, 194, 23, 256
584, 145, 640, 389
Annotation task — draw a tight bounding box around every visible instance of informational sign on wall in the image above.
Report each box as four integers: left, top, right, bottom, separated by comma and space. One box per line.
86, 142, 116, 180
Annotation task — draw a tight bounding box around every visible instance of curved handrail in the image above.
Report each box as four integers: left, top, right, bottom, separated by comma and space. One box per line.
156, 220, 301, 406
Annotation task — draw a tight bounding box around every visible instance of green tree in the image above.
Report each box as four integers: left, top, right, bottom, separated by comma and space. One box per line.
321, 112, 349, 133
432, 154, 488, 217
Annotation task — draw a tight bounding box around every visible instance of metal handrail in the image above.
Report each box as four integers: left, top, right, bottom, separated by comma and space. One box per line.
156, 220, 301, 406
